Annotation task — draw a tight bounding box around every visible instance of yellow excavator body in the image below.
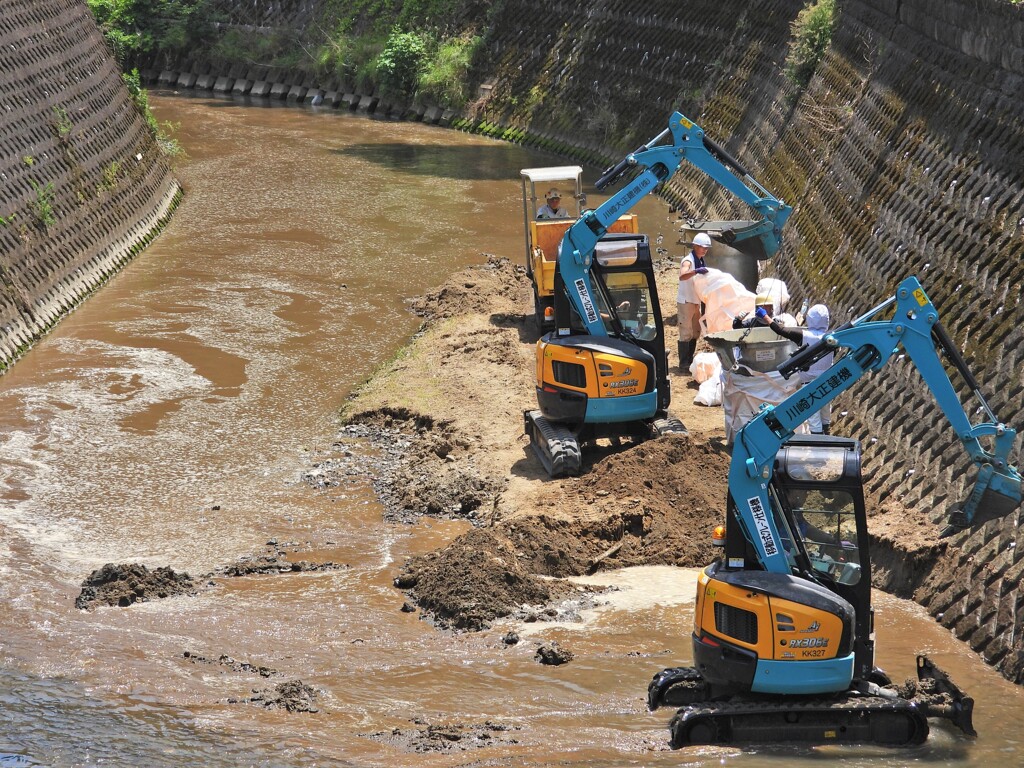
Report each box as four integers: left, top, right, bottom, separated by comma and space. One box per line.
536, 341, 650, 401
694, 569, 847, 664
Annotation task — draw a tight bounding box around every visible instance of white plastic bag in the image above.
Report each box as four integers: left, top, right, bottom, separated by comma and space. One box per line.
693, 375, 723, 407
722, 367, 808, 444
692, 268, 756, 333
689, 351, 722, 383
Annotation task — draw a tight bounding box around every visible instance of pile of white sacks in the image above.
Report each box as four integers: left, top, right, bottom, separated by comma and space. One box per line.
685, 269, 809, 444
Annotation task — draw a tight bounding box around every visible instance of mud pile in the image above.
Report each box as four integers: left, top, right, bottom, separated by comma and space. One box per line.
76, 563, 196, 610
394, 527, 575, 631
511, 437, 728, 576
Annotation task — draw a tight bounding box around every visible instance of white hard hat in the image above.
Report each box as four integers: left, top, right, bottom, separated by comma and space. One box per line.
692, 233, 713, 248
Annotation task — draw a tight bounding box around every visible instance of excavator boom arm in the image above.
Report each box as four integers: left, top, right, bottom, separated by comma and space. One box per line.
731, 276, 1021, 572
557, 112, 791, 338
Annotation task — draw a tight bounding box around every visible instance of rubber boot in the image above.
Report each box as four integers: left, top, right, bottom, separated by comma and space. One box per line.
678, 340, 696, 373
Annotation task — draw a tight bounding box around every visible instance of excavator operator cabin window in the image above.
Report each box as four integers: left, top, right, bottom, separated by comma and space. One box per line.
601, 271, 656, 340
785, 487, 861, 586
767, 484, 802, 572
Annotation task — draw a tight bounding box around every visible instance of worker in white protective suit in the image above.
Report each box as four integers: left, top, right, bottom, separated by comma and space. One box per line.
798, 304, 833, 434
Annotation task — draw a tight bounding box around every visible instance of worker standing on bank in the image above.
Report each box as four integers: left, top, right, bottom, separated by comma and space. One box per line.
677, 232, 711, 371
799, 304, 833, 434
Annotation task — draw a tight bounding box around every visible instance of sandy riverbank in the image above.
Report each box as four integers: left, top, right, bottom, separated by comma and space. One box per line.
326, 254, 943, 631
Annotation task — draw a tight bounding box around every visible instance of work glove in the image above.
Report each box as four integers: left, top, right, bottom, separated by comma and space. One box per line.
695, 266, 708, 275
755, 307, 769, 322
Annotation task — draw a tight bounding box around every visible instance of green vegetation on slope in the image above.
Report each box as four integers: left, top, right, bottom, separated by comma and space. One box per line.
313, 25, 482, 105
785, 0, 837, 89
122, 69, 184, 157
88, 0, 495, 110
87, 1, 207, 156
86, 0, 220, 63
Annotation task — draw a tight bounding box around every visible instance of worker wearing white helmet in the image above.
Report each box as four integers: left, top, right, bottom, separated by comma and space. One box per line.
799, 304, 833, 434
676, 232, 712, 371
536, 188, 569, 219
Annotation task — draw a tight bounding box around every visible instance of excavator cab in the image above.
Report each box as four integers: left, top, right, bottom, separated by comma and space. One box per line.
775, 439, 865, 589
772, 436, 875, 685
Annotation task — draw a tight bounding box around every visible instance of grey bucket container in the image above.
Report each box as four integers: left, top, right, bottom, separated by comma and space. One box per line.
705, 327, 798, 375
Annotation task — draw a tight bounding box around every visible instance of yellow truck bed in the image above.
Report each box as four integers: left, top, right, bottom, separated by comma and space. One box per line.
529, 215, 639, 297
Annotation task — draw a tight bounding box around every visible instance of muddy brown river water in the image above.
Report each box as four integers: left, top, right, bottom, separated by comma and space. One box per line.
0, 93, 1022, 767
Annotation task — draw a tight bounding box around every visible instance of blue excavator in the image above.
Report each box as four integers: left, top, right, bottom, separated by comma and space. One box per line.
648, 276, 1022, 746
525, 111, 792, 476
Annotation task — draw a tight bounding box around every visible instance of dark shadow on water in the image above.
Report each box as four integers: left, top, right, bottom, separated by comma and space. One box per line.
153, 89, 568, 181
332, 142, 539, 181
728, 740, 971, 763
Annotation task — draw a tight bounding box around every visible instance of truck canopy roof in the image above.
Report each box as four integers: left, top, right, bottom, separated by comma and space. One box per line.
520, 166, 583, 183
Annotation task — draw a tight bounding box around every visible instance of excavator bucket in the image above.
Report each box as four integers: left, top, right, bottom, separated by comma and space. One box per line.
927, 319, 1022, 534
946, 462, 1022, 533
915, 655, 976, 736
683, 219, 777, 261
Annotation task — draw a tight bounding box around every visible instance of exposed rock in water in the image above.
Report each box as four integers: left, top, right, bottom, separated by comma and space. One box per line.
240, 679, 319, 713
183, 651, 277, 678
535, 642, 574, 665
76, 563, 196, 610
217, 554, 347, 577
363, 717, 521, 753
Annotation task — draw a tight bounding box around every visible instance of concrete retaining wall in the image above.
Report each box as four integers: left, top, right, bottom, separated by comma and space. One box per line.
0, 0, 180, 370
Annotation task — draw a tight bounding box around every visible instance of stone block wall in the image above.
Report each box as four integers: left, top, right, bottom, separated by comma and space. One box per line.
772, 0, 1024, 508
208, 0, 323, 32
0, 0, 180, 369
477, 0, 804, 221
771, 0, 1024, 682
